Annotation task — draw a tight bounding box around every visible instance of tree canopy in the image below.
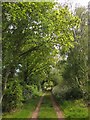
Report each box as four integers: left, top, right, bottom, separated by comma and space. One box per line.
2, 2, 89, 112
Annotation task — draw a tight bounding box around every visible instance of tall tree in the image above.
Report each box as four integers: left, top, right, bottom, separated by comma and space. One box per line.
62, 6, 88, 100
2, 2, 80, 111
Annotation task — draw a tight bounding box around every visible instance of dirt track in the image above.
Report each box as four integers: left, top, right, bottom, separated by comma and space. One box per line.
50, 94, 64, 120
30, 95, 44, 120
30, 93, 64, 120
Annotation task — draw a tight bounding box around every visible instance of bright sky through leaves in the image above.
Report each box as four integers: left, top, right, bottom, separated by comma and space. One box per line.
57, 0, 90, 7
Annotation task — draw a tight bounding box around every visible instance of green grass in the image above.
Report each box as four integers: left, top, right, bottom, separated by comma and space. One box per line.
2, 96, 40, 119
38, 93, 57, 119
57, 99, 88, 119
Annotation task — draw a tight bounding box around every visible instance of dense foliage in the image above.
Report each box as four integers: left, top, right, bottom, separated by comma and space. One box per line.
2, 2, 89, 112
52, 6, 89, 102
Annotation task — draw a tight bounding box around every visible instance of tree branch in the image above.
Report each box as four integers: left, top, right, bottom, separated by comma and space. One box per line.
19, 45, 41, 57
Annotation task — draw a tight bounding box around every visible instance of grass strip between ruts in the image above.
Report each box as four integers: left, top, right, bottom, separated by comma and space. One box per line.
38, 93, 58, 119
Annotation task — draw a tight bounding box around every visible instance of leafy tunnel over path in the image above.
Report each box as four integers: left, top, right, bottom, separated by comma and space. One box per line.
2, 2, 89, 118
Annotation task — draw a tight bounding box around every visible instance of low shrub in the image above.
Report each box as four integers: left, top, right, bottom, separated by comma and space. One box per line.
2, 78, 23, 112
64, 87, 83, 100
52, 85, 83, 100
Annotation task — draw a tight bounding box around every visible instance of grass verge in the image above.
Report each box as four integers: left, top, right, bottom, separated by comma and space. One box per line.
56, 98, 88, 119
2, 96, 40, 119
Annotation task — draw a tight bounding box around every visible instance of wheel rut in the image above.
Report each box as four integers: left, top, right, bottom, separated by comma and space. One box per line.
30, 93, 64, 120
50, 94, 65, 120
30, 95, 44, 120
